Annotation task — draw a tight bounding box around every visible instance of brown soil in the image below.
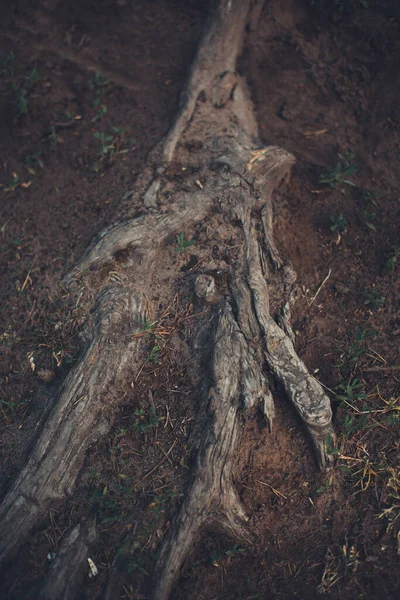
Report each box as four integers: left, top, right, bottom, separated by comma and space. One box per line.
0, 1, 399, 599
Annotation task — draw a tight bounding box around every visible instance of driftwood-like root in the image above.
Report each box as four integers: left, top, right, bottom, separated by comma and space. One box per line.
238, 207, 334, 468
0, 1, 335, 598
162, 0, 253, 163
0, 288, 146, 563
39, 517, 97, 600
153, 302, 268, 600
66, 189, 212, 279
152, 153, 333, 599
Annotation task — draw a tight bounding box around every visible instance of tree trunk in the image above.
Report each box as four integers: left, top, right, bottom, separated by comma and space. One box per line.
0, 1, 334, 598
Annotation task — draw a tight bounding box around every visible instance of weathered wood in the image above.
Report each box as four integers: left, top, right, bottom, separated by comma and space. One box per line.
0, 287, 146, 563
39, 517, 97, 600
152, 144, 333, 599
66, 188, 211, 279
162, 0, 253, 163
0, 1, 335, 598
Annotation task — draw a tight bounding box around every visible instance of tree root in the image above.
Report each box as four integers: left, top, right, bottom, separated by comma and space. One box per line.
0, 287, 146, 563
39, 517, 97, 600
152, 153, 333, 600
0, 1, 335, 598
161, 0, 253, 164
153, 302, 261, 600
65, 187, 212, 280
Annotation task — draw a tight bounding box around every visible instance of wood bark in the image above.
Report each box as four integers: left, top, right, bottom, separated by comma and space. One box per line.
39, 517, 98, 600
0, 1, 334, 598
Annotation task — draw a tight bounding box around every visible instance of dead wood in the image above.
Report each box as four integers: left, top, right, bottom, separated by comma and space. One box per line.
39, 517, 97, 600
0, 287, 146, 562
0, 0, 334, 598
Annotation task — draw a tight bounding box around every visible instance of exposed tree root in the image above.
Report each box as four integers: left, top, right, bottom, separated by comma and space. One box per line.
0, 1, 335, 598
39, 517, 97, 600
152, 145, 333, 600
153, 302, 261, 600
65, 187, 212, 280
0, 288, 146, 563
161, 0, 253, 163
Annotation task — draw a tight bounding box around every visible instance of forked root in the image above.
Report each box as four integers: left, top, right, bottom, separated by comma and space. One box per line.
0, 2, 335, 598
238, 205, 334, 468
153, 302, 269, 600
152, 198, 334, 597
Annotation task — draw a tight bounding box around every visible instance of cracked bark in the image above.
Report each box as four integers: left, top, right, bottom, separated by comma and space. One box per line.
0, 1, 334, 598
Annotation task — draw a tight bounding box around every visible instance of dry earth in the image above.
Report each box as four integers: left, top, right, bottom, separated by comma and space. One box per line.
0, 1, 399, 598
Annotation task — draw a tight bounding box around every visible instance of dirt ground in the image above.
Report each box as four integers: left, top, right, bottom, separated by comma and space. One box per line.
0, 0, 399, 598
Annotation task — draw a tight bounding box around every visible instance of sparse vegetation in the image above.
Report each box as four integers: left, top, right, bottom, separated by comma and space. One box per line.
141, 317, 154, 333
132, 405, 163, 434
312, 317, 400, 598
362, 189, 378, 206
322, 324, 400, 546
92, 103, 107, 122
364, 286, 384, 308
12, 83, 28, 118
316, 472, 334, 493
88, 71, 110, 96
363, 210, 377, 231
335, 377, 366, 407
90, 483, 126, 524
64, 111, 81, 123
210, 543, 246, 567
176, 231, 195, 252
0, 173, 21, 192
126, 541, 150, 575
89, 71, 110, 122
21, 152, 45, 175
335, 326, 375, 369
330, 213, 347, 233
0, 51, 16, 77
93, 127, 133, 170
147, 492, 183, 525
45, 125, 61, 148
9, 66, 40, 119
147, 344, 161, 364
93, 130, 115, 159
384, 247, 399, 273
320, 152, 357, 188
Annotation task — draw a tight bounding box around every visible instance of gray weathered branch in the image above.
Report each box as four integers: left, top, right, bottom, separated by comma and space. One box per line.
0, 288, 146, 563
0, 2, 334, 598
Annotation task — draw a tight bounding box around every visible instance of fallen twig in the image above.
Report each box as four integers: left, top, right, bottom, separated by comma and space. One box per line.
309, 268, 332, 305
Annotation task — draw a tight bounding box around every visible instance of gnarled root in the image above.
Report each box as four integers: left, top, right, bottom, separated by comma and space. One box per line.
153, 302, 267, 600
0, 2, 335, 598
0, 288, 146, 563
152, 190, 334, 598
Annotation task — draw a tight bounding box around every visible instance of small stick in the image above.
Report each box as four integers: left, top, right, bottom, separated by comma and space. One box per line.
363, 365, 400, 372
20, 269, 32, 293
255, 479, 287, 500
154, 442, 174, 465
141, 440, 177, 481
309, 268, 332, 305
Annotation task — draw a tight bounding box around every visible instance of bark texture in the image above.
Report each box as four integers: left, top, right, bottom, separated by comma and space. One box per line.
0, 288, 146, 562
39, 517, 98, 600
0, 1, 334, 598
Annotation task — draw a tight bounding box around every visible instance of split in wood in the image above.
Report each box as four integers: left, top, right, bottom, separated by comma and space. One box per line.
0, 2, 335, 599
